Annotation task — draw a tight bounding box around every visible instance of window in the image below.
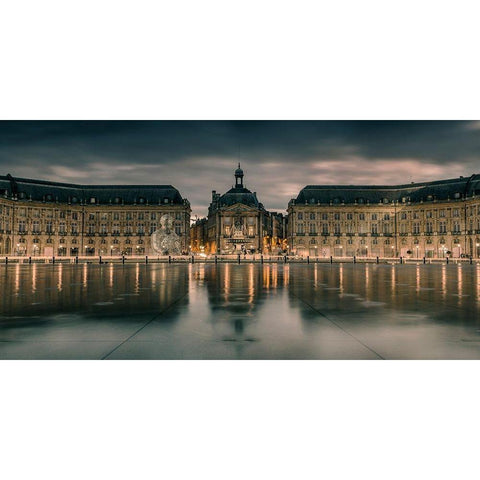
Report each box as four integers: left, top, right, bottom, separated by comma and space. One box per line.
100, 224, 107, 234
321, 213, 328, 220
59, 211, 66, 219
18, 220, 26, 233
309, 213, 315, 220
137, 224, 145, 235
101, 213, 108, 220
151, 212, 156, 220
383, 224, 390, 234
359, 213, 365, 221
384, 213, 390, 221
453, 209, 459, 217
176, 212, 182, 220
89, 213, 95, 220
113, 224, 120, 234
413, 223, 420, 234
46, 221, 53, 234
90, 197, 96, 204
113, 212, 120, 220
72, 212, 78, 220
371, 223, 378, 234
59, 222, 66, 235
453, 221, 460, 233
175, 225, 181, 235
88, 224, 95, 234
138, 212, 144, 220
372, 213, 377, 221
334, 223, 341, 234
439, 209, 445, 218
138, 197, 146, 204
126, 212, 132, 220
309, 223, 316, 234
297, 223, 304, 234
150, 223, 157, 234
426, 222, 433, 233
347, 213, 353, 220
71, 223, 78, 234
297, 212, 303, 220
33, 221, 40, 234
439, 221, 447, 233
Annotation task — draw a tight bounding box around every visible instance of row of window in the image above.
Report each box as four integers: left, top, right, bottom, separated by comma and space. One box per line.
14, 193, 173, 205
296, 221, 468, 235
13, 209, 185, 221
14, 221, 183, 235
295, 207, 477, 221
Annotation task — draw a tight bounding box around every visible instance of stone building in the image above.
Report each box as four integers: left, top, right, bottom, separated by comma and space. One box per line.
288, 175, 480, 259
203, 165, 284, 254
0, 174, 191, 257
190, 217, 208, 253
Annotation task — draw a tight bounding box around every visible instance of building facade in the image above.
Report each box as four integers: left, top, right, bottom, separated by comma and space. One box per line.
201, 165, 285, 254
0, 174, 191, 256
287, 175, 480, 258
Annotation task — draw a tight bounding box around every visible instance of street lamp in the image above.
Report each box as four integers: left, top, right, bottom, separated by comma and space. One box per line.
110, 245, 113, 256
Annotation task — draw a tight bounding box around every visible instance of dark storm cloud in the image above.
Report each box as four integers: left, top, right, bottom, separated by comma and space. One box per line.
0, 120, 479, 216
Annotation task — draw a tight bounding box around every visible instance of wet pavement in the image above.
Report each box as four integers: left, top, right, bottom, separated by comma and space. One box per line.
1, 262, 480, 359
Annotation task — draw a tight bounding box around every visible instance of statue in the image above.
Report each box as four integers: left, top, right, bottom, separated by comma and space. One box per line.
151, 214, 182, 255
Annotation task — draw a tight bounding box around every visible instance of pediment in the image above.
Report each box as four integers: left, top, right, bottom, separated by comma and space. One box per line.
221, 203, 259, 213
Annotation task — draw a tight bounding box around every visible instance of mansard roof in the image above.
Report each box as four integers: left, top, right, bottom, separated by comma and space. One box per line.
218, 186, 260, 208
0, 174, 186, 205
293, 175, 480, 205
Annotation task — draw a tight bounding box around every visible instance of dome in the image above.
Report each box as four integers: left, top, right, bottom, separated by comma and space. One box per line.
235, 163, 243, 176
219, 187, 259, 208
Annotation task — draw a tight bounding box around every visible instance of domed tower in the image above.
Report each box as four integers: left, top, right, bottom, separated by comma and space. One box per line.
234, 163, 244, 188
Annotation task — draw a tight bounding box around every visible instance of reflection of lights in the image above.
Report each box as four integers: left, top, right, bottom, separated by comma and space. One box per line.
57, 264, 63, 291
248, 263, 254, 302
32, 264, 37, 293
476, 264, 480, 302
441, 264, 447, 298
284, 264, 290, 286
199, 253, 207, 258
15, 263, 20, 293
457, 264, 463, 303
416, 264, 420, 292
339, 264, 343, 293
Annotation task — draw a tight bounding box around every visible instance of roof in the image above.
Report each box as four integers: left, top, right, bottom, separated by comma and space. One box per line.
293, 175, 480, 205
218, 187, 260, 208
0, 174, 187, 205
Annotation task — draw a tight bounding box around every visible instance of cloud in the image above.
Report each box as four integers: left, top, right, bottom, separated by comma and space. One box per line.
0, 120, 479, 216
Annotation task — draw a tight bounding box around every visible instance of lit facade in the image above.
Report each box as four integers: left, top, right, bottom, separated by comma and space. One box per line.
202, 165, 285, 254
0, 174, 191, 256
287, 176, 480, 258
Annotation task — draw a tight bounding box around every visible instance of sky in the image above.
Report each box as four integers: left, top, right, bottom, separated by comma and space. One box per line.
0, 120, 479, 218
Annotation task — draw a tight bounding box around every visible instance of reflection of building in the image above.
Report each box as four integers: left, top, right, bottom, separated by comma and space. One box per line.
288, 176, 480, 258
200, 165, 285, 254
0, 174, 190, 256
